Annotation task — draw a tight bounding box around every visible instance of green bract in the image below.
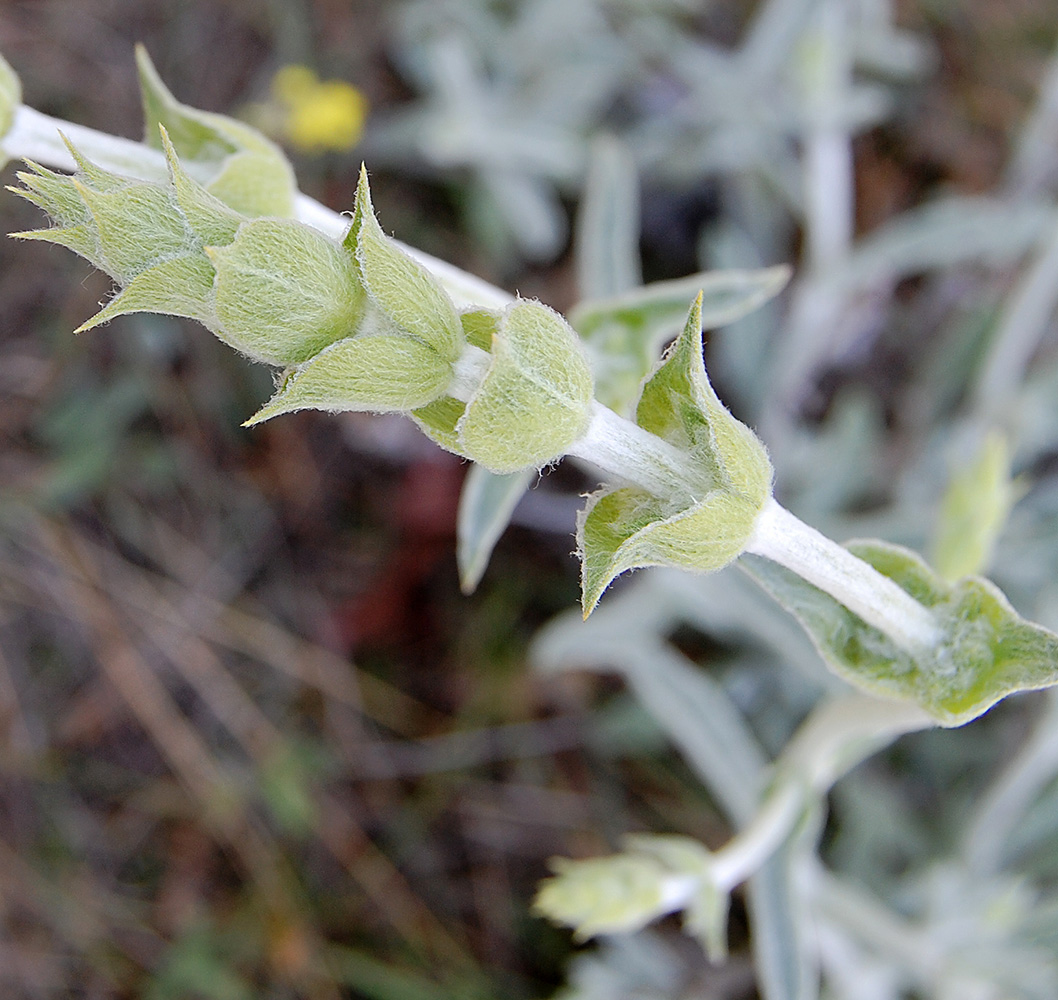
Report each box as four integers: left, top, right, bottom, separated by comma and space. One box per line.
207, 218, 364, 365
12, 136, 198, 288
457, 299, 595, 473
578, 292, 774, 614
347, 166, 464, 363
11, 131, 365, 365
136, 45, 296, 219
743, 540, 1058, 726
245, 335, 452, 423
534, 834, 728, 961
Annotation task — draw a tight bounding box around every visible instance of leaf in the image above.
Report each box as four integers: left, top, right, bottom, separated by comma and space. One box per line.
136, 44, 296, 218
458, 298, 595, 473
571, 265, 791, 414
578, 292, 773, 614
575, 135, 641, 300
746, 849, 818, 1000
931, 431, 1017, 582
159, 126, 244, 247
351, 165, 464, 363
244, 334, 452, 425
208, 218, 364, 365
742, 540, 1058, 726
456, 465, 534, 594
572, 265, 793, 340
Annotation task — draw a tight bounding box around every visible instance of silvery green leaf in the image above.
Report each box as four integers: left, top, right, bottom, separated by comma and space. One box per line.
575, 135, 641, 301
456, 465, 534, 594
579, 292, 773, 613
244, 334, 452, 425
832, 196, 1056, 293
747, 849, 818, 1000
350, 165, 464, 363
136, 45, 297, 218
572, 265, 791, 414
458, 299, 594, 473
742, 540, 1058, 726
208, 218, 364, 365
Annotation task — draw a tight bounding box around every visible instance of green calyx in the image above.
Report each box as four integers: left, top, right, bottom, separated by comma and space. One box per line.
207, 218, 363, 365
457, 299, 595, 474
534, 834, 728, 962
578, 292, 774, 614
743, 540, 1058, 726
10, 130, 365, 366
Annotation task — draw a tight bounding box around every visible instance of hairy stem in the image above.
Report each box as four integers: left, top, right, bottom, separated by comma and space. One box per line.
745, 498, 943, 654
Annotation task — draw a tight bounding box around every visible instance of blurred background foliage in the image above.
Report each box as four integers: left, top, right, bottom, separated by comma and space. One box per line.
3, 0, 1058, 998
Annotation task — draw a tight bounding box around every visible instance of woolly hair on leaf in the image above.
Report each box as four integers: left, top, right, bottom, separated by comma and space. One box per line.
457, 298, 595, 474
577, 292, 772, 614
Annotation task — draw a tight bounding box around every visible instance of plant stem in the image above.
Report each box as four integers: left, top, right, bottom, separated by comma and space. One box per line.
711, 782, 805, 891
5, 105, 168, 179
744, 497, 943, 654
712, 694, 932, 892
565, 401, 709, 500
8, 101, 948, 664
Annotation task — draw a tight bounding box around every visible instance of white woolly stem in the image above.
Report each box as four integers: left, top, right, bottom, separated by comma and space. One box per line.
745, 498, 943, 654
5, 105, 169, 179
710, 781, 805, 891
566, 401, 709, 500
712, 694, 931, 892
448, 345, 492, 402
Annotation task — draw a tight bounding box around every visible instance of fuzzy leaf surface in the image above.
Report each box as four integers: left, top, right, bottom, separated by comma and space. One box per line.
742, 540, 1058, 725
458, 299, 594, 474
245, 334, 452, 424
350, 167, 464, 363
579, 293, 773, 613
208, 218, 363, 365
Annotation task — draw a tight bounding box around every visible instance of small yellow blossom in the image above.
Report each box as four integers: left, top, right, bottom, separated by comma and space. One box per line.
259, 64, 369, 154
